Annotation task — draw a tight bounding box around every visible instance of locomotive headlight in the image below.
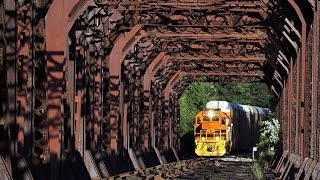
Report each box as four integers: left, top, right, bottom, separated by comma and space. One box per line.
215, 136, 220, 141
201, 137, 206, 141
208, 110, 214, 118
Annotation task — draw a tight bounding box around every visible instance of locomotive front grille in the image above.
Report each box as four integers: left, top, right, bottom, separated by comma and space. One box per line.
196, 129, 227, 141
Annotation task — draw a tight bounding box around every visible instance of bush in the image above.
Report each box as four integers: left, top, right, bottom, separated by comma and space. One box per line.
253, 115, 279, 179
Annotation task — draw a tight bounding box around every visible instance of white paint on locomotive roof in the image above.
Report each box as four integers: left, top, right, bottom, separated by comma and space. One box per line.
206, 101, 230, 109
207, 101, 268, 112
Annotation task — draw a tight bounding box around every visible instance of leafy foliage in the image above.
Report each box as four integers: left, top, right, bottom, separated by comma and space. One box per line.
259, 117, 280, 147
253, 114, 280, 179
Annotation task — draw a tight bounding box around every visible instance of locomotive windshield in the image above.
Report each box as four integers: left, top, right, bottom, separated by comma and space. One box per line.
202, 110, 220, 122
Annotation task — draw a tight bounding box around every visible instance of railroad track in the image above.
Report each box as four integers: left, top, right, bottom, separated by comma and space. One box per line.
107, 155, 255, 179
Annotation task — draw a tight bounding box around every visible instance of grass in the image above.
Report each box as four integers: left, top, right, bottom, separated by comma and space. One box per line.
252, 160, 264, 180
252, 145, 276, 179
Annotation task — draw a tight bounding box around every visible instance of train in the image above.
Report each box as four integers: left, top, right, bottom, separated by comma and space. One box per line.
194, 101, 269, 156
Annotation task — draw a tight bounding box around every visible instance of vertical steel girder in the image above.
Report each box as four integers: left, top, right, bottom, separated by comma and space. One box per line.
295, 51, 301, 154
16, 0, 33, 165
32, 7, 48, 174
108, 24, 143, 154
288, 58, 294, 153
45, 0, 83, 179
4, 0, 17, 174
143, 52, 166, 150
171, 93, 180, 150
280, 82, 287, 151
0, 0, 5, 161
164, 71, 182, 150
133, 78, 139, 149
302, 1, 320, 159
288, 0, 307, 159
305, 26, 313, 159
46, 3, 66, 179
74, 32, 86, 155
312, 2, 320, 159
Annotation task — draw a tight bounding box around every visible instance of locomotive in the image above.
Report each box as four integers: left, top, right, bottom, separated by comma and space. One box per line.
194, 101, 269, 156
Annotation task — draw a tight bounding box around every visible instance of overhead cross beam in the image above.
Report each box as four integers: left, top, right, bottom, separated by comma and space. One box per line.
100, 0, 269, 13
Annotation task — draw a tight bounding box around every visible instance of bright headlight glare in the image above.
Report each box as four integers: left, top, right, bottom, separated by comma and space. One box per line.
215, 136, 220, 141
208, 110, 214, 118
201, 137, 205, 141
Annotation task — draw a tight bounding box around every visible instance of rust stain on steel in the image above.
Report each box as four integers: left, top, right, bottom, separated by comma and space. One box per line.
143, 52, 166, 149
164, 71, 182, 102
151, 55, 169, 78
288, 0, 307, 159
45, 0, 80, 179
46, 0, 66, 159
68, 0, 93, 25
164, 70, 183, 149
93, 48, 102, 149
283, 81, 287, 151
155, 31, 268, 39
294, 50, 300, 154
288, 58, 293, 152
5, 0, 18, 160
171, 54, 267, 62
16, 1, 33, 162
119, 81, 127, 149
74, 35, 85, 154
109, 24, 143, 153
311, 4, 320, 160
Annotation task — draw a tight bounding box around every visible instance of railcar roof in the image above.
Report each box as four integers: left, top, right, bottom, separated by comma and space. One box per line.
206, 100, 268, 115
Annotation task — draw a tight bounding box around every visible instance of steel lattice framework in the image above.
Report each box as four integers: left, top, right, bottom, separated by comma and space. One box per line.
0, 0, 319, 179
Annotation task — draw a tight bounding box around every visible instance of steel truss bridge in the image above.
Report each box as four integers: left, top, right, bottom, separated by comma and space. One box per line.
0, 0, 319, 179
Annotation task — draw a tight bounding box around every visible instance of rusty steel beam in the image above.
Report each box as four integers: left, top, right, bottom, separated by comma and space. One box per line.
74, 32, 86, 155
283, 80, 288, 151
171, 54, 266, 62
109, 24, 143, 154
288, 57, 293, 153
151, 26, 267, 36
185, 71, 264, 77
45, 0, 80, 179
4, 0, 17, 174
142, 13, 266, 27
134, 10, 268, 28
0, 0, 4, 167
155, 32, 268, 40
152, 59, 265, 91
101, 1, 268, 13
32, 10, 48, 175
16, 1, 33, 164
294, 49, 300, 154
46, 2, 65, 178
165, 42, 265, 53
164, 71, 184, 149
311, 3, 319, 159
68, 0, 95, 31
288, 0, 307, 159
143, 52, 166, 149
163, 70, 182, 150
